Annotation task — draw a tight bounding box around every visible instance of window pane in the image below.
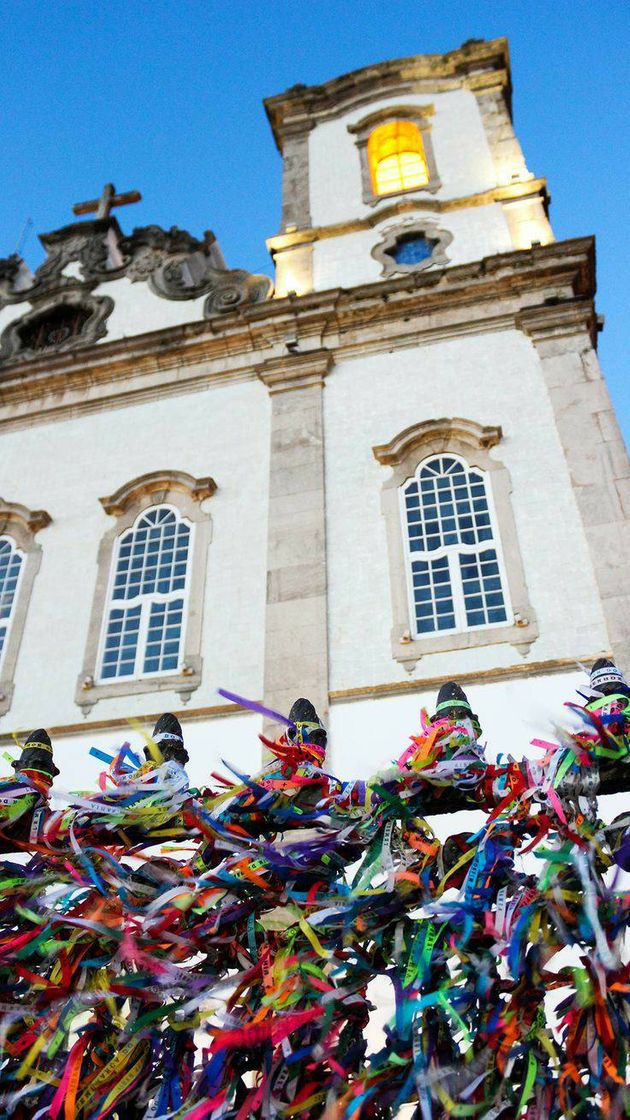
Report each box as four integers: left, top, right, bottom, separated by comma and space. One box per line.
111, 509, 190, 602
403, 456, 500, 559
402, 456, 507, 638
459, 550, 508, 628
142, 598, 184, 674
410, 557, 454, 635
368, 121, 430, 196
100, 604, 141, 679
0, 541, 23, 626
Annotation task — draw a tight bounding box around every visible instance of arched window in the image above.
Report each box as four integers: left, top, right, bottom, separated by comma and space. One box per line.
0, 538, 24, 669
78, 472, 215, 710
401, 455, 509, 636
98, 505, 192, 681
0, 501, 50, 716
374, 420, 537, 665
368, 121, 430, 196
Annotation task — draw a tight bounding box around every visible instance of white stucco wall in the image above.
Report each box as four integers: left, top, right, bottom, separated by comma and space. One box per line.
0, 376, 270, 731
327, 670, 585, 779
95, 276, 209, 341
309, 89, 499, 231
324, 328, 609, 693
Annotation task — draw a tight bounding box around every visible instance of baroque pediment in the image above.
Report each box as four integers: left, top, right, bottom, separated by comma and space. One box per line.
0, 218, 272, 311
0, 217, 273, 366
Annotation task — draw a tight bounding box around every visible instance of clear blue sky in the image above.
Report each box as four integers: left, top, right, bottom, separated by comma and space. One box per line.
1, 0, 628, 441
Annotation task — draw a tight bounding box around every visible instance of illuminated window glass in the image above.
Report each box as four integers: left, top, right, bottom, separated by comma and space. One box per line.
368, 121, 430, 197
99, 506, 191, 680
0, 538, 24, 669
401, 456, 509, 636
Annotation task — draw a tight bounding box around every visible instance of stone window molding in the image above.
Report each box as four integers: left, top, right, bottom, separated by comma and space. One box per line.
76, 470, 216, 712
373, 418, 538, 668
371, 218, 453, 277
348, 105, 441, 207
0, 499, 51, 717
0, 292, 114, 365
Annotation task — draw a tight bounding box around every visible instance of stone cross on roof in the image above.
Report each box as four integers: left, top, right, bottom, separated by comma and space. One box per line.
72, 182, 142, 221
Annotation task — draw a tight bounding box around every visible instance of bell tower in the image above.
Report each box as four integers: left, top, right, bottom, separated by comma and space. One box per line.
265, 38, 553, 297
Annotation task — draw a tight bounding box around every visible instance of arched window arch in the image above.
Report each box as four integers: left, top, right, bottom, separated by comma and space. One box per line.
0, 537, 25, 670
77, 471, 216, 711
401, 454, 509, 636
368, 121, 429, 196
373, 419, 538, 666
98, 505, 192, 681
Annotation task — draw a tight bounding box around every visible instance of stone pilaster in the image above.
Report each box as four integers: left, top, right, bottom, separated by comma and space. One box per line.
279, 129, 312, 232
257, 348, 332, 737
519, 305, 630, 673
474, 85, 530, 187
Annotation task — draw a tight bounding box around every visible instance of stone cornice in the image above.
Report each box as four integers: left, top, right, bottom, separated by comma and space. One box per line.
517, 302, 598, 347
266, 179, 549, 254
0, 698, 252, 746
0, 651, 607, 746
264, 38, 511, 150
0, 237, 596, 430
328, 653, 609, 703
256, 347, 333, 394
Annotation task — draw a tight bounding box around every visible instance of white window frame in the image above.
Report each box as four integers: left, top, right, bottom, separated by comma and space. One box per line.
0, 536, 25, 674
95, 504, 194, 685
399, 454, 513, 641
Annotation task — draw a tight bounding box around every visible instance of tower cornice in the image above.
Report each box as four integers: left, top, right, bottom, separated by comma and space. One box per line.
264, 38, 511, 151
266, 178, 550, 256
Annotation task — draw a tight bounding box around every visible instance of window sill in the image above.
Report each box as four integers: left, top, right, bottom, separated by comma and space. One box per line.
391, 618, 539, 671
74, 656, 202, 714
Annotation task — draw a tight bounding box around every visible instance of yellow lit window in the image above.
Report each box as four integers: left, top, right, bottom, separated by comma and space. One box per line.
368, 121, 430, 196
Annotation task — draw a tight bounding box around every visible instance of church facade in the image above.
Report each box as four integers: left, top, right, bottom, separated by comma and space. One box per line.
0, 37, 628, 786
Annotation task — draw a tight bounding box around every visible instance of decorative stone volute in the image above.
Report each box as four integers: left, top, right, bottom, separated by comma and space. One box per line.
0, 498, 51, 537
